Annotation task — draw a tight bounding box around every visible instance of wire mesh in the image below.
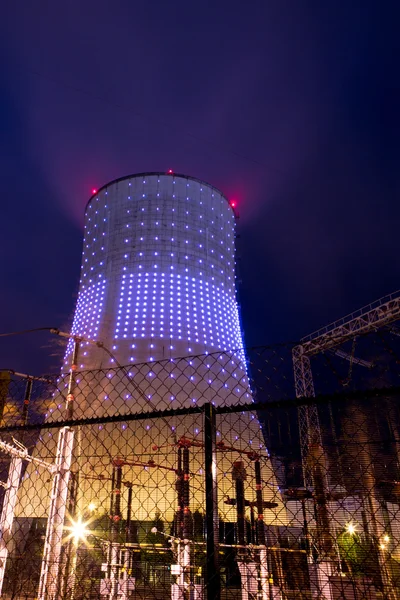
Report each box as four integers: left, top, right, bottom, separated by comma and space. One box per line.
0, 329, 399, 599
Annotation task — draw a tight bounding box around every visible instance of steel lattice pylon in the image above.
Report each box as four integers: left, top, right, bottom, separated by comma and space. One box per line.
293, 289, 400, 483
292, 290, 400, 600
292, 346, 320, 490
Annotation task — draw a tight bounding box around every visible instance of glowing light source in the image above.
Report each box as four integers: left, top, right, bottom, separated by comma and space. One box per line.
345, 522, 357, 535
65, 515, 90, 545
91, 188, 97, 195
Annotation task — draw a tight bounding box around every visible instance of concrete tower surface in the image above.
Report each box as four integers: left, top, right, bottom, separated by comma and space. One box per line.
16, 173, 285, 525
72, 172, 242, 370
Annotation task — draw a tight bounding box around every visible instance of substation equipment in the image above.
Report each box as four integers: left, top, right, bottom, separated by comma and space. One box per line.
293, 290, 400, 600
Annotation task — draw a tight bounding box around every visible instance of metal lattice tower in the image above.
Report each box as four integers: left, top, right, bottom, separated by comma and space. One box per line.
293, 289, 400, 489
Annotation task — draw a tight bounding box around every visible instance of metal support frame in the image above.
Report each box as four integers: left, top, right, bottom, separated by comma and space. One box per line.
292, 347, 320, 491
232, 461, 257, 600
0, 437, 54, 596
37, 426, 74, 600
101, 455, 175, 600
38, 337, 80, 600
60, 470, 78, 599
219, 441, 280, 600
254, 459, 278, 600
0, 457, 24, 593
182, 447, 192, 540
204, 403, 220, 600
174, 442, 193, 600
232, 461, 247, 555
292, 291, 400, 600
21, 377, 33, 427
293, 289, 400, 489
109, 458, 123, 600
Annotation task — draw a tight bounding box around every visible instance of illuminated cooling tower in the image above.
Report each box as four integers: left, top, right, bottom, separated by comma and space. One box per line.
17, 173, 285, 525
67, 172, 244, 370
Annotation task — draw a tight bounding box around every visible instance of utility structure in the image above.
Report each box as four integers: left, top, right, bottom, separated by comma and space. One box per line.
97, 441, 205, 600
0, 370, 52, 596
0, 438, 56, 596
169, 435, 280, 600
38, 336, 80, 600
292, 290, 400, 600
104, 455, 177, 600
173, 437, 194, 600
231, 461, 258, 600
221, 443, 280, 600
0, 369, 52, 427
16, 172, 284, 526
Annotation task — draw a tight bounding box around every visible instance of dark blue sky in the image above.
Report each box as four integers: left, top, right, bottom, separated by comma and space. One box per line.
1, 1, 399, 374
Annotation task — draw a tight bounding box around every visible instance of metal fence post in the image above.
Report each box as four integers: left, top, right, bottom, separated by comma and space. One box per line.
38, 337, 80, 600
204, 403, 220, 600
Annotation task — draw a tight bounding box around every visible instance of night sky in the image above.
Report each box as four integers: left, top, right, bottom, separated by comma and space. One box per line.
1, 1, 399, 375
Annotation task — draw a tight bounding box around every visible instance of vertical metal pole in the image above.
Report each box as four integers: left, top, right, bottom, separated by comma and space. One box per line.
175, 446, 186, 600
176, 447, 184, 539
60, 472, 78, 599
110, 459, 123, 600
66, 340, 80, 421
0, 376, 32, 594
232, 462, 247, 551
254, 459, 270, 600
182, 446, 192, 600
233, 462, 252, 600
107, 467, 116, 581
38, 337, 80, 600
37, 426, 74, 600
125, 483, 132, 545
114, 462, 123, 521
125, 482, 133, 590
183, 446, 192, 539
254, 460, 265, 546
300, 499, 311, 557
204, 403, 220, 600
21, 378, 33, 427
62, 341, 83, 600
249, 505, 255, 545
0, 456, 23, 594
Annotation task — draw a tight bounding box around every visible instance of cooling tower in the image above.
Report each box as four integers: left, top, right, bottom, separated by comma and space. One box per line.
17, 173, 285, 525
69, 172, 242, 370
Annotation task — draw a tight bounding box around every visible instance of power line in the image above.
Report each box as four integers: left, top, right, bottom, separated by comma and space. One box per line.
0, 327, 56, 338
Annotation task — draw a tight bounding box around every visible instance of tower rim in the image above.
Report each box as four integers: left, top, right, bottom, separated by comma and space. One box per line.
86, 172, 234, 214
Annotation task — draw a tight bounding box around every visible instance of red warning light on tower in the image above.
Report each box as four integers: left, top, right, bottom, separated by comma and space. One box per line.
230, 201, 236, 208
167, 169, 174, 175
92, 188, 97, 195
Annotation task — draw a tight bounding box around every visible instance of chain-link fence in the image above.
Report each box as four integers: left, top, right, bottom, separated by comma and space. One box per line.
0, 330, 400, 599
